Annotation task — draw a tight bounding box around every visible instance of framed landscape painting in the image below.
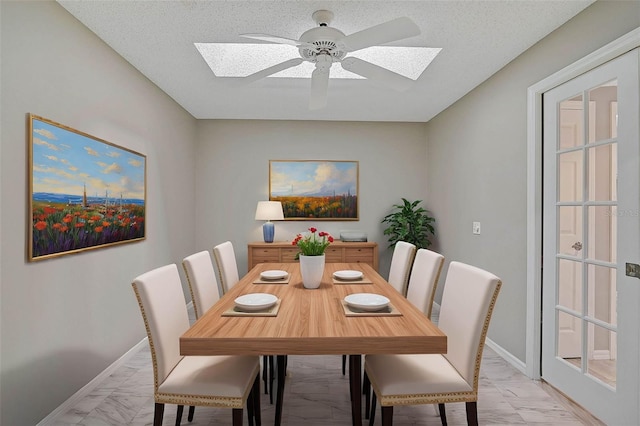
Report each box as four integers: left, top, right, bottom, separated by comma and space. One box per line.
28, 114, 146, 261
269, 160, 358, 220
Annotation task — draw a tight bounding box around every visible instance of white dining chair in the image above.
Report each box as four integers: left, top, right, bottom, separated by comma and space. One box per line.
182, 250, 220, 319
364, 261, 502, 426
405, 248, 445, 318
131, 264, 261, 426
213, 240, 276, 403
387, 241, 417, 296
213, 241, 240, 294
362, 248, 445, 416
342, 241, 420, 377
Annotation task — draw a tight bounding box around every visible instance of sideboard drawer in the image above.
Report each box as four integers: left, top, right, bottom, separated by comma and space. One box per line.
281, 248, 299, 263
248, 241, 378, 272
251, 250, 280, 263
345, 247, 374, 260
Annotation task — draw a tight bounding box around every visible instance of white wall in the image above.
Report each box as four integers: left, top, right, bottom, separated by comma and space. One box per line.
425, 1, 640, 361
0, 2, 197, 424
194, 119, 429, 276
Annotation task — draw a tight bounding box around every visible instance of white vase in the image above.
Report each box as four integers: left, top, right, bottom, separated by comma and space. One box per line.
299, 254, 325, 289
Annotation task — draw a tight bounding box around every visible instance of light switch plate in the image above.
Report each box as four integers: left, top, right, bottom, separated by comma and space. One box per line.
472, 222, 481, 235
626, 263, 640, 278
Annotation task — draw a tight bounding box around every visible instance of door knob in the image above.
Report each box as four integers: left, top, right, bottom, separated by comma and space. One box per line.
571, 242, 583, 251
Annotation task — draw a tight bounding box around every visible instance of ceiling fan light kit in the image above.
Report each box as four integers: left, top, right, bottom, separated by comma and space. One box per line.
239, 10, 421, 110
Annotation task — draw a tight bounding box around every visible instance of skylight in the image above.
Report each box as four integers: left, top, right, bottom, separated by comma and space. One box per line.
195, 43, 441, 80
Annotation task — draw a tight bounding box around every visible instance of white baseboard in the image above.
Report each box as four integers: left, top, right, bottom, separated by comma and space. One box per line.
592, 349, 612, 360
486, 337, 528, 376
37, 337, 149, 426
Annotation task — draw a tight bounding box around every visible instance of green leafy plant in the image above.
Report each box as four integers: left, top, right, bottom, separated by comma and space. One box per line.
381, 198, 435, 249
292, 227, 334, 259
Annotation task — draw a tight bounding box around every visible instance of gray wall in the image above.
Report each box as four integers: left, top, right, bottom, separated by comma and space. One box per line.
425, 0, 640, 361
194, 119, 429, 276
0, 2, 197, 424
2, 0, 639, 424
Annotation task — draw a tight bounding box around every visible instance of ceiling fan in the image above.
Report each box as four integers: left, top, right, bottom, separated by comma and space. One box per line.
239, 10, 421, 110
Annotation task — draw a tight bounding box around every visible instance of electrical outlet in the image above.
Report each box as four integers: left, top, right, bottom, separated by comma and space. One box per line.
473, 222, 481, 235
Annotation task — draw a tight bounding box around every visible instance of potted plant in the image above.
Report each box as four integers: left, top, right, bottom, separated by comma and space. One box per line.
292, 227, 334, 289
381, 198, 435, 249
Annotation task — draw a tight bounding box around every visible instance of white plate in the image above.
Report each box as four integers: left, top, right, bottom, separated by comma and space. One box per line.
344, 293, 390, 312
260, 270, 288, 280
235, 293, 278, 311
333, 270, 364, 281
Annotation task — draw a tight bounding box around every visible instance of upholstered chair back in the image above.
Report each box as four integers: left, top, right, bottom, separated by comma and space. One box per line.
438, 261, 502, 387
213, 241, 240, 294
387, 241, 417, 295
132, 264, 189, 389
182, 251, 221, 319
405, 249, 445, 318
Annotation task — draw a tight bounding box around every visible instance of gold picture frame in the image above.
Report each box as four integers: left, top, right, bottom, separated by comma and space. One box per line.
28, 114, 146, 261
269, 160, 359, 221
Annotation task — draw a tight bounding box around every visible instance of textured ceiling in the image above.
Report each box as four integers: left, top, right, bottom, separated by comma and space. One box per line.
57, 0, 594, 122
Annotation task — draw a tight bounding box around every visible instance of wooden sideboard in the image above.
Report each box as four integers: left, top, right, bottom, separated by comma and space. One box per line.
248, 240, 379, 272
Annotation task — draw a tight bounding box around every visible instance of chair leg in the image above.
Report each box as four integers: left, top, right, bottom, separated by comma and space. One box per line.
175, 405, 183, 426
342, 354, 347, 375
262, 355, 269, 394
363, 372, 371, 419
381, 406, 393, 426
253, 373, 262, 426
153, 403, 165, 426
269, 355, 275, 404
232, 408, 243, 426
465, 401, 478, 426
187, 406, 195, 422
369, 393, 377, 426
438, 403, 447, 426
247, 384, 254, 426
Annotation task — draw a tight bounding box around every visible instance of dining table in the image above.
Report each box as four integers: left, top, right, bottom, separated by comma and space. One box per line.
180, 261, 447, 426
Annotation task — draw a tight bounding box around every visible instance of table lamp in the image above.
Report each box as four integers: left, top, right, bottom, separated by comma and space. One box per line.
255, 201, 284, 243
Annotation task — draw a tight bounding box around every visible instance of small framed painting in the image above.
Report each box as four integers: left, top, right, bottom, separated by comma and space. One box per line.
269, 160, 359, 220
28, 114, 146, 261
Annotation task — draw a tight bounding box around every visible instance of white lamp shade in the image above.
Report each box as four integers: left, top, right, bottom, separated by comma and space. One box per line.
255, 201, 284, 221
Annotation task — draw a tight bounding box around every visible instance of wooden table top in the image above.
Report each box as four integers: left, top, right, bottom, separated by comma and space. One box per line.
180, 262, 447, 356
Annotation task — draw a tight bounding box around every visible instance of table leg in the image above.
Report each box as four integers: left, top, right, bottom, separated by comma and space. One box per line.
349, 354, 362, 426
274, 355, 286, 426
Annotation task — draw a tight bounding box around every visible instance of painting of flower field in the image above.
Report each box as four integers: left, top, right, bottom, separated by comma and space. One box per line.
28, 114, 146, 261
269, 160, 358, 220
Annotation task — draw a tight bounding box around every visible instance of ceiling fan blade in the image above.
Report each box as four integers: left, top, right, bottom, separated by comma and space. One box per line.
309, 65, 330, 110
339, 17, 420, 53
239, 33, 318, 51
239, 58, 304, 84
341, 57, 414, 91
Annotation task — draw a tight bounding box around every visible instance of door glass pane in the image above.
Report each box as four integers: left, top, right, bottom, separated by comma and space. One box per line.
588, 79, 617, 143
587, 206, 616, 263
587, 324, 616, 389
560, 95, 584, 148
587, 264, 617, 325
559, 151, 583, 202
558, 310, 582, 361
558, 259, 582, 312
588, 144, 617, 201
559, 206, 583, 256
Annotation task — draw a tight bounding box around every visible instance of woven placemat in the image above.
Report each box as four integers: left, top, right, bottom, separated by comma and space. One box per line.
253, 274, 291, 284
222, 299, 282, 316
332, 276, 373, 285
340, 299, 401, 317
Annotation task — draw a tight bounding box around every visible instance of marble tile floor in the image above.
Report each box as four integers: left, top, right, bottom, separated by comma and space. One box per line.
51, 305, 605, 425
51, 346, 605, 426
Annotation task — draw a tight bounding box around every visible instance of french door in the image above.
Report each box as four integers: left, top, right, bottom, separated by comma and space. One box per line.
542, 49, 640, 424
